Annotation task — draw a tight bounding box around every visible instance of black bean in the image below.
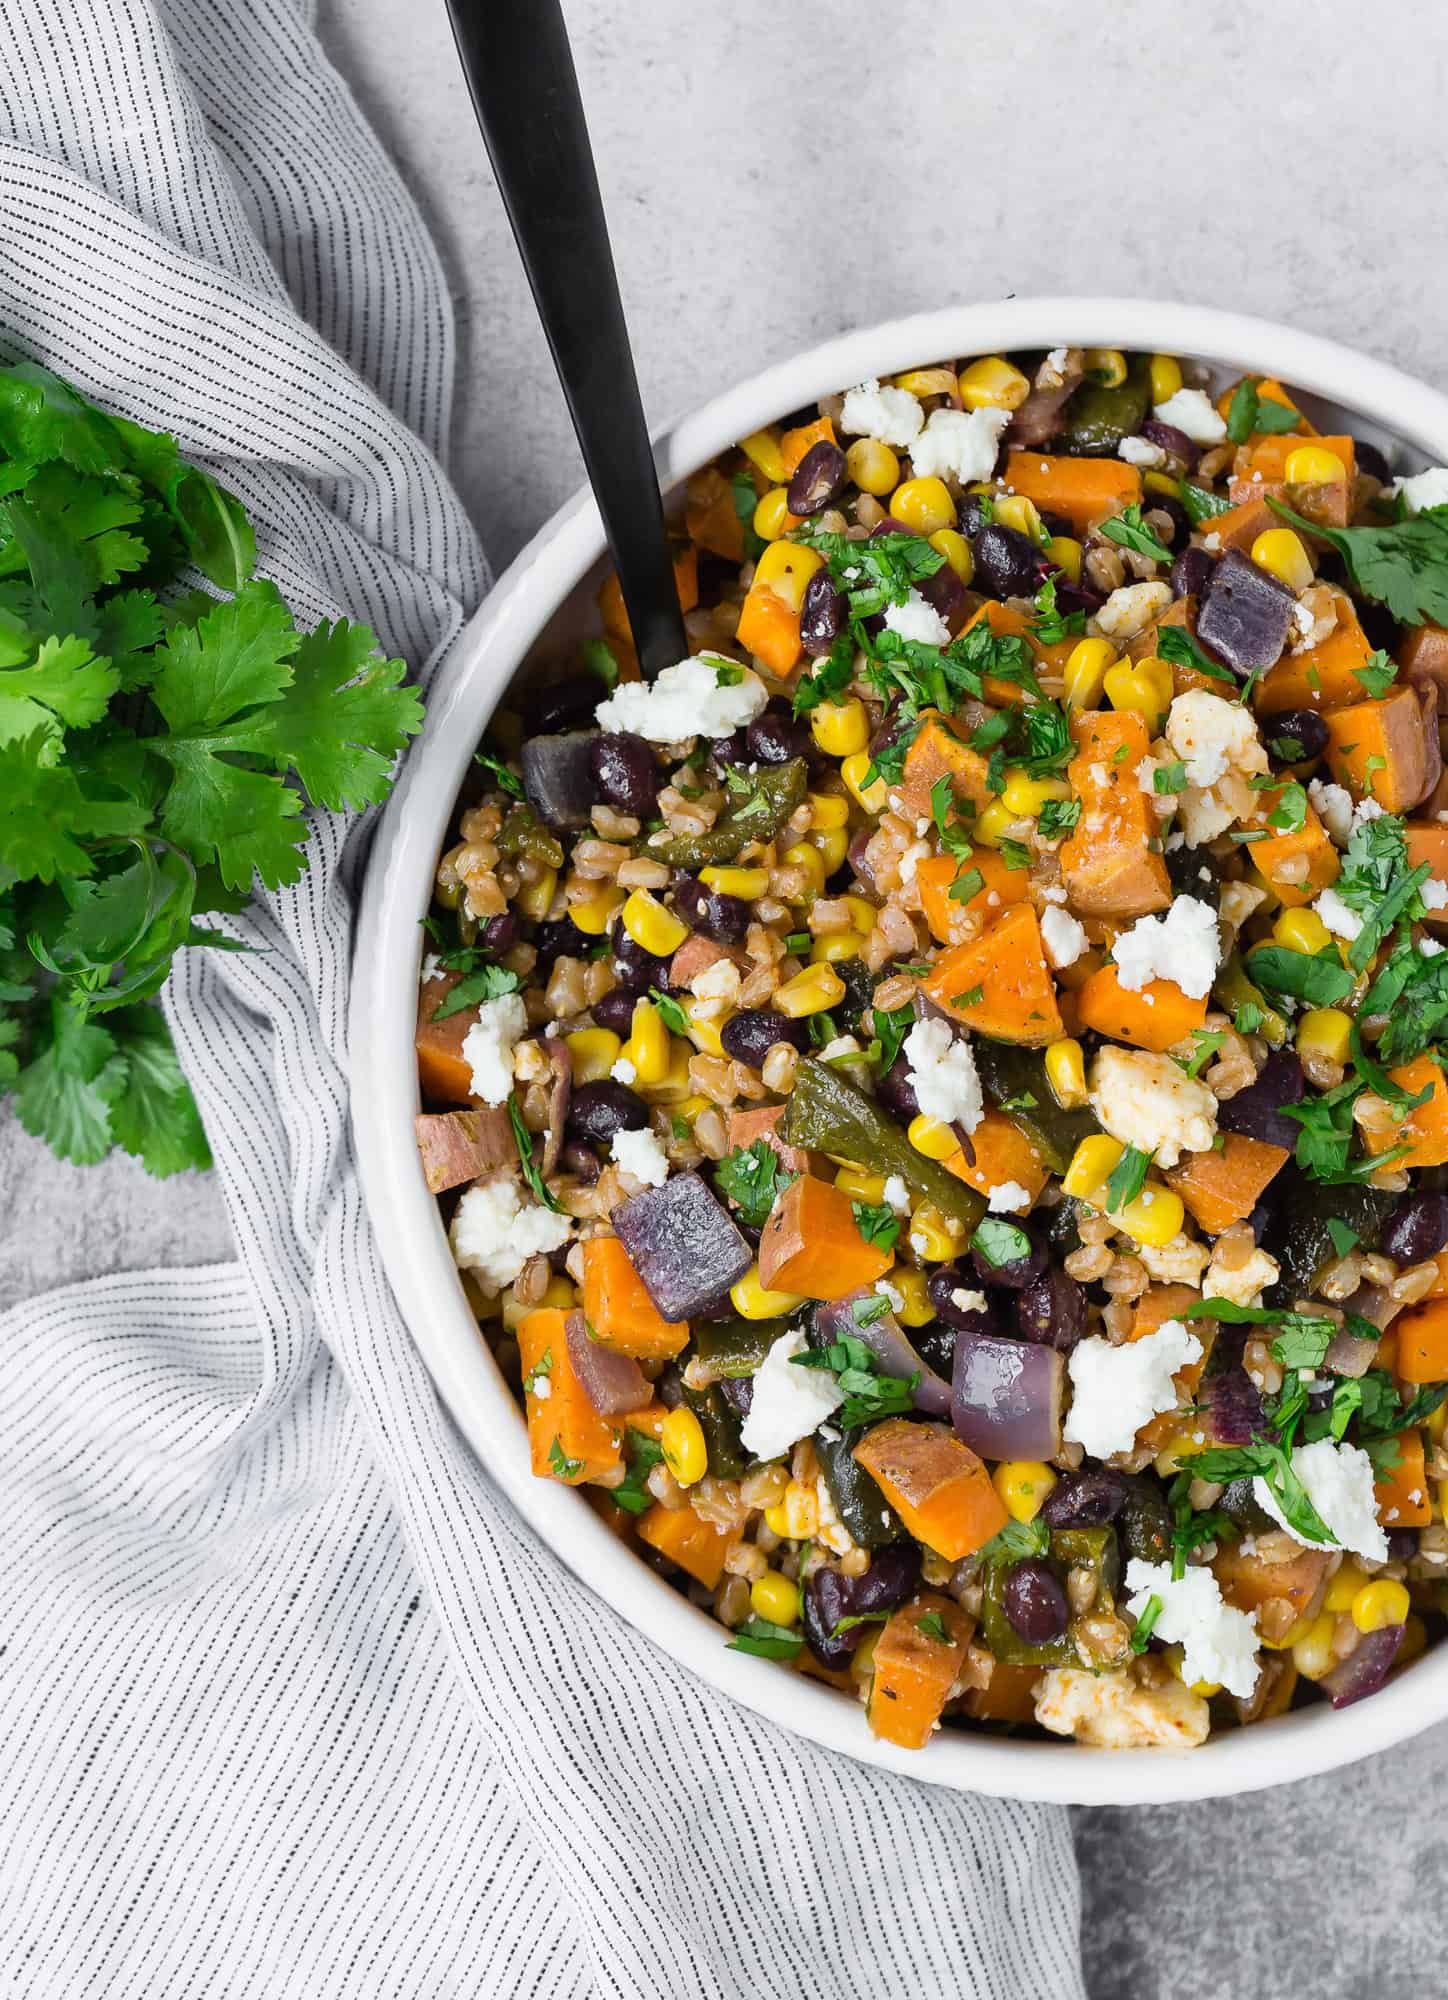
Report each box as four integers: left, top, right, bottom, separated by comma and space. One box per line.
1387, 1529, 1419, 1562
1015, 1265, 1087, 1351
1141, 417, 1200, 470
874, 1054, 920, 1121
1042, 1468, 1127, 1528
844, 1543, 923, 1617
560, 1140, 601, 1183
918, 561, 965, 629
521, 673, 600, 736
592, 988, 637, 1036
588, 731, 658, 815
926, 1266, 1002, 1337
799, 570, 846, 657
1216, 1049, 1306, 1152
532, 914, 592, 971
1264, 708, 1329, 764
746, 704, 810, 765
957, 492, 993, 538
787, 439, 848, 516
971, 522, 1050, 601
1002, 1560, 1069, 1644
1170, 546, 1216, 600
566, 1080, 648, 1145
612, 930, 673, 993
970, 1230, 1048, 1293
479, 910, 518, 953
671, 871, 750, 945
1381, 1193, 1448, 1267
1353, 438, 1392, 484
802, 1568, 857, 1670
709, 729, 749, 767
720, 1008, 809, 1067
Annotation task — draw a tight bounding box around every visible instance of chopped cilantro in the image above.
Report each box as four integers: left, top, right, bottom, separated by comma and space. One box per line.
428, 959, 523, 1023
1153, 761, 1188, 795
1268, 499, 1448, 627
474, 746, 525, 797
972, 1217, 1032, 1268
1099, 503, 1172, 564
1178, 481, 1232, 525
608, 1431, 664, 1514
978, 1517, 1050, 1563
916, 1610, 951, 1644
952, 984, 985, 1010
547, 1437, 584, 1481
1247, 945, 1354, 1008
714, 1138, 793, 1228
1226, 380, 1301, 444
1176, 1029, 1225, 1079
792, 1333, 918, 1427
508, 1093, 562, 1213
1267, 781, 1308, 834
648, 987, 691, 1037
1037, 797, 1081, 840
727, 1618, 803, 1660
1353, 649, 1398, 699
1156, 623, 1236, 685
852, 1200, 901, 1252
1030, 572, 1086, 646
1104, 1143, 1152, 1212
1129, 1593, 1163, 1653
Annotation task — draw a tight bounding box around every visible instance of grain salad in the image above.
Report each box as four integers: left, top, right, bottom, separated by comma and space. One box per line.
416, 345, 1448, 1753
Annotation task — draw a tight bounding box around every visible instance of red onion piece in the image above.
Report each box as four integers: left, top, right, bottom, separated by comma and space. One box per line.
815, 1290, 952, 1418
951, 1329, 1064, 1461
540, 1034, 572, 1177
564, 1310, 651, 1416
1321, 1625, 1404, 1709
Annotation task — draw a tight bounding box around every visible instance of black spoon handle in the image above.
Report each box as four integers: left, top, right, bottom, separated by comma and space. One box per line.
442, 0, 687, 679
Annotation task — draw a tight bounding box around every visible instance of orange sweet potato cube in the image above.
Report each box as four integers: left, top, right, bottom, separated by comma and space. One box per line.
757, 1175, 895, 1300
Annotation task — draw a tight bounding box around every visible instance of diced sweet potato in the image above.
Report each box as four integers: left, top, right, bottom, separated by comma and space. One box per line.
945, 1109, 1048, 1206
1398, 620, 1448, 716
1230, 432, 1355, 489
1166, 1132, 1289, 1236
1060, 711, 1171, 918
1213, 1539, 1330, 1620
898, 711, 995, 819
1395, 1298, 1448, 1385
637, 1502, 738, 1588
961, 1660, 1042, 1724
1246, 789, 1340, 907
735, 584, 803, 678
416, 972, 478, 1104
599, 548, 698, 645
685, 466, 745, 563
1323, 686, 1434, 813
1374, 1431, 1432, 1529
1127, 598, 1217, 697
757, 1174, 895, 1299
921, 903, 1064, 1046
1074, 962, 1207, 1052
725, 1103, 819, 1177
852, 1418, 1007, 1561
915, 848, 1029, 947
959, 599, 1078, 694
1406, 825, 1448, 926
414, 1108, 512, 1192
866, 1594, 974, 1750
517, 1306, 623, 1485
1361, 1054, 1448, 1170
780, 415, 836, 475
1254, 593, 1374, 715
581, 1235, 689, 1360
1194, 496, 1279, 557
1002, 449, 1143, 534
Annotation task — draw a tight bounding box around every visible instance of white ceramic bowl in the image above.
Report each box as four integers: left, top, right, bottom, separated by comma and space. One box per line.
352, 298, 1448, 1803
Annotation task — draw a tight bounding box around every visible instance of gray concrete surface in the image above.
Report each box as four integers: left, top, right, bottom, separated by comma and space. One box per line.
6, 1, 1448, 1992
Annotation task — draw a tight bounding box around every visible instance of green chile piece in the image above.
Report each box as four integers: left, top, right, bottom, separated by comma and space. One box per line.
1055, 356, 1151, 455
687, 1316, 785, 1383
971, 1039, 1098, 1175
679, 1381, 749, 1479
640, 758, 807, 868
1268, 1176, 1396, 1300
979, 1527, 1120, 1668
813, 1429, 903, 1550
781, 1056, 986, 1236
496, 803, 564, 870
1213, 954, 1288, 1048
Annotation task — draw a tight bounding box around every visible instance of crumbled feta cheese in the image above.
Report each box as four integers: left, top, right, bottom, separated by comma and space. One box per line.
1203, 1241, 1279, 1308
610, 1125, 670, 1187
883, 1174, 912, 1215
740, 1327, 844, 1461
1119, 434, 1166, 469
1064, 1319, 1203, 1459
1042, 883, 1068, 904
1291, 599, 1315, 639
421, 952, 444, 984
904, 1017, 983, 1133
1040, 903, 1088, 969
1309, 778, 1355, 845
1045, 346, 1070, 375
1112, 895, 1222, 999
1392, 465, 1448, 514
690, 957, 742, 1004
1137, 1232, 1211, 1287
876, 1280, 905, 1313
907, 406, 1012, 485
1123, 1561, 1261, 1699
1314, 886, 1364, 941
1094, 580, 1173, 643
951, 1286, 988, 1315
1353, 797, 1385, 831
883, 588, 951, 647
987, 1180, 1032, 1214
1035, 1667, 1209, 1748
460, 993, 528, 1105
898, 838, 930, 884
611, 1055, 637, 1085
1253, 1438, 1389, 1564
1152, 387, 1227, 445
449, 1178, 574, 1295
1089, 1045, 1217, 1167
839, 378, 924, 449
1423, 878, 1448, 912
1167, 690, 1268, 789
595, 655, 767, 741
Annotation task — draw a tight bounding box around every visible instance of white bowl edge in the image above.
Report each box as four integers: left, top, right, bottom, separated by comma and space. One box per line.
352, 297, 1448, 1804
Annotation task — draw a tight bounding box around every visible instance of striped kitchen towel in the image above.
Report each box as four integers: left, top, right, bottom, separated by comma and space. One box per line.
0, 3, 1084, 1995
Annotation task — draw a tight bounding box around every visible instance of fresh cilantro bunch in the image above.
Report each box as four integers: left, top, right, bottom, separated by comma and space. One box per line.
0, 362, 423, 1174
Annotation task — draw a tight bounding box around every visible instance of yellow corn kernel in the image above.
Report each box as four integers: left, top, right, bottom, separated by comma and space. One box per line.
1284, 444, 1348, 486
893, 365, 959, 401
1297, 1007, 1352, 1066
1001, 767, 1073, 818
995, 494, 1047, 544
516, 865, 558, 921
958, 355, 1031, 412
660, 1406, 708, 1488
808, 824, 849, 874
1063, 1133, 1125, 1201
751, 538, 825, 612
676, 1092, 711, 1124
889, 476, 956, 536
1065, 1138, 1186, 1249
890, 1267, 934, 1328
1104, 654, 1173, 728
846, 436, 900, 497
568, 884, 625, 936
763, 1503, 791, 1538
1261, 1612, 1314, 1653
750, 1569, 801, 1627
731, 1264, 806, 1320
680, 999, 725, 1057
699, 864, 770, 899
836, 1166, 888, 1203
620, 998, 670, 1084
1083, 347, 1128, 389
738, 427, 786, 483
773, 962, 847, 1018
1063, 635, 1118, 710
808, 791, 850, 832
1046, 534, 1082, 583
1291, 1612, 1340, 1681
1351, 1578, 1411, 1633
537, 1275, 577, 1315
908, 1202, 959, 1263
621, 887, 689, 959
845, 893, 878, 936
811, 933, 862, 963
566, 1027, 623, 1086
753, 486, 795, 541
810, 697, 870, 759
841, 750, 888, 815
908, 1113, 959, 1162
1149, 353, 1183, 405
1323, 1560, 1368, 1614
1044, 1037, 1088, 1109
1250, 527, 1314, 592
1115, 1185, 1185, 1249
992, 1460, 1058, 1524
1273, 907, 1332, 956
973, 796, 1028, 849
782, 841, 827, 895
781, 1478, 819, 1540
929, 527, 974, 584
643, 1042, 693, 1106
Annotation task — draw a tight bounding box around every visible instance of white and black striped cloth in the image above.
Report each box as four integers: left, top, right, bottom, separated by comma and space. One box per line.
0, 5, 1084, 1994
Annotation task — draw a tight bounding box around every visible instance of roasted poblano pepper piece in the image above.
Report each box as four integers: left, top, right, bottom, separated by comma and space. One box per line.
1213, 953, 1288, 1048
1266, 1173, 1396, 1300
781, 1056, 986, 1236
1055, 355, 1151, 455
687, 1316, 785, 1383
979, 1526, 1120, 1667
971, 1039, 1098, 1175
496, 802, 565, 869
813, 1428, 904, 1549
640, 758, 807, 868
680, 1380, 749, 1479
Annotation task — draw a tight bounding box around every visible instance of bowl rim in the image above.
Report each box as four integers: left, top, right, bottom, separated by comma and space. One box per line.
351, 296, 1448, 1804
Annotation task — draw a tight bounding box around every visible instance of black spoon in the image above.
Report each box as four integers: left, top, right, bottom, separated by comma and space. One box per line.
442, 0, 688, 678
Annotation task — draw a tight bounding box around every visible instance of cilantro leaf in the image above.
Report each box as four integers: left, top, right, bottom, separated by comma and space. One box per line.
609, 1430, 664, 1515
1104, 1143, 1151, 1212
1178, 481, 1232, 525
1156, 623, 1236, 685
715, 1139, 792, 1229
261, 618, 421, 811
792, 1334, 917, 1428
1353, 649, 1398, 699
107, 1004, 211, 1176
1247, 945, 1354, 1008
430, 961, 523, 1023
978, 1517, 1050, 1563
1037, 797, 1080, 840
508, 1093, 561, 1212
1268, 500, 1448, 626
727, 1618, 803, 1660
851, 1200, 901, 1252
1099, 503, 1172, 564
12, 995, 127, 1164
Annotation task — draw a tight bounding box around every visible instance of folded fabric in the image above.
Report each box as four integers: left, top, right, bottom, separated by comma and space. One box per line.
0, 4, 1084, 1995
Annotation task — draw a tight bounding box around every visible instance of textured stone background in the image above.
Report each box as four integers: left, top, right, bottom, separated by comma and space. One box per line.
5, 1, 1448, 1991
